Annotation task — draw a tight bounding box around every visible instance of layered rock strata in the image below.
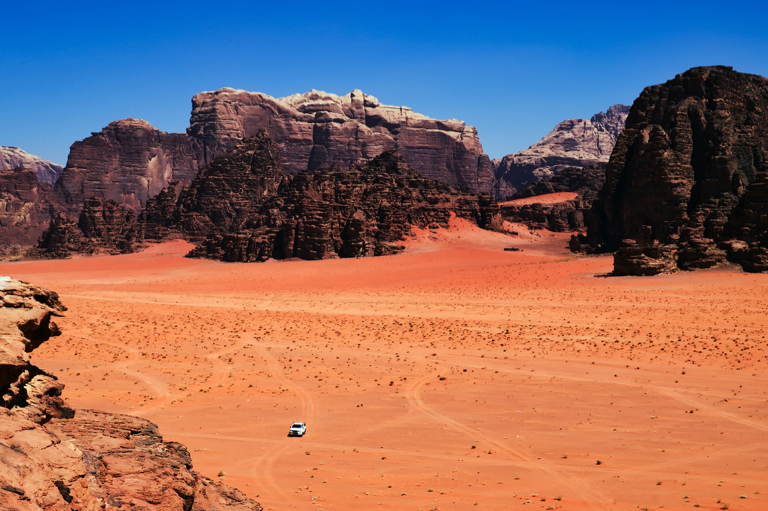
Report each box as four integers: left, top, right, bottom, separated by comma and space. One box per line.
0, 168, 67, 254
0, 276, 70, 424
188, 88, 494, 193
174, 130, 287, 241
494, 104, 629, 193
578, 66, 768, 274
0, 147, 63, 186
37, 131, 502, 262
52, 89, 494, 221
0, 277, 262, 510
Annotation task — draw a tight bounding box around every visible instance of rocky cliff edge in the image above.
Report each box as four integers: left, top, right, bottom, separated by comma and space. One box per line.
0, 277, 262, 510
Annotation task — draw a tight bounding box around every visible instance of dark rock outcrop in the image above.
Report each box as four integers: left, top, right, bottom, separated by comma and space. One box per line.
174, 130, 287, 241
41, 131, 502, 261
580, 66, 768, 274
54, 118, 207, 210
494, 105, 629, 194
176, 131, 501, 262
33, 197, 137, 258
0, 277, 262, 510
0, 147, 63, 186
189, 88, 494, 193
188, 147, 501, 262
0, 168, 68, 255
500, 199, 586, 232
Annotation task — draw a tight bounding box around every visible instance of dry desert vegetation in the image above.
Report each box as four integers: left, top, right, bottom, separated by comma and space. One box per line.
3, 219, 767, 511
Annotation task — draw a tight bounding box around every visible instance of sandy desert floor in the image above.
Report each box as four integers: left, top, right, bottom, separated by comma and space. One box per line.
3, 219, 768, 511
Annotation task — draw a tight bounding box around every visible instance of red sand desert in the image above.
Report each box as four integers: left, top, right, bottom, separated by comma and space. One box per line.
3, 219, 767, 511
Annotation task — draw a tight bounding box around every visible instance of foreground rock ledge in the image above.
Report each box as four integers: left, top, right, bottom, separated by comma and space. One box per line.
0, 277, 262, 510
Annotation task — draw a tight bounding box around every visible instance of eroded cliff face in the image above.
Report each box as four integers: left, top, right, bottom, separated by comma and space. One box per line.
33, 197, 137, 258
494, 104, 629, 193
0, 277, 262, 510
187, 143, 501, 263
0, 147, 63, 186
578, 66, 768, 275
188, 88, 495, 193
37, 131, 501, 261
0, 168, 68, 254
51, 89, 494, 220
54, 118, 207, 210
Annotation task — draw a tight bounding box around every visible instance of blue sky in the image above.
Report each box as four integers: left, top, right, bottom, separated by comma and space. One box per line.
2, 1, 767, 165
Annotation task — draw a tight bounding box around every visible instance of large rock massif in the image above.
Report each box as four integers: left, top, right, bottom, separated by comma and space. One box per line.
494, 104, 629, 194
185, 134, 501, 262
0, 147, 63, 187
577, 66, 768, 275
51, 89, 494, 219
0, 276, 262, 510
39, 131, 501, 261
188, 88, 495, 193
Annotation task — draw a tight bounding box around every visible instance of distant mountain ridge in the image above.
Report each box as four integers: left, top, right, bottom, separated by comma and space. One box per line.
494, 104, 629, 193
0, 146, 63, 186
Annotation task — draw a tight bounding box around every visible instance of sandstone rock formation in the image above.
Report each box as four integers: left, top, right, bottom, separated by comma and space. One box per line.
40, 131, 502, 262
51, 89, 495, 222
33, 197, 137, 258
0, 277, 262, 510
0, 276, 70, 424
174, 130, 287, 241
500, 198, 585, 232
188, 88, 494, 193
54, 118, 207, 210
499, 164, 606, 232
578, 66, 768, 274
494, 104, 629, 193
0, 168, 67, 255
188, 144, 501, 262
0, 147, 63, 186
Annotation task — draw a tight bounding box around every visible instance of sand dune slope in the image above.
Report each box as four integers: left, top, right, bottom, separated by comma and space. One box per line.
3, 222, 768, 511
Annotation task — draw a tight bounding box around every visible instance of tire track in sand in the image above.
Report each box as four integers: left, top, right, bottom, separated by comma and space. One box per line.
407, 375, 612, 511
248, 340, 318, 509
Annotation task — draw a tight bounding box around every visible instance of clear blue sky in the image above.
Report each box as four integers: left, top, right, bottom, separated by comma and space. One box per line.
2, 1, 767, 165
